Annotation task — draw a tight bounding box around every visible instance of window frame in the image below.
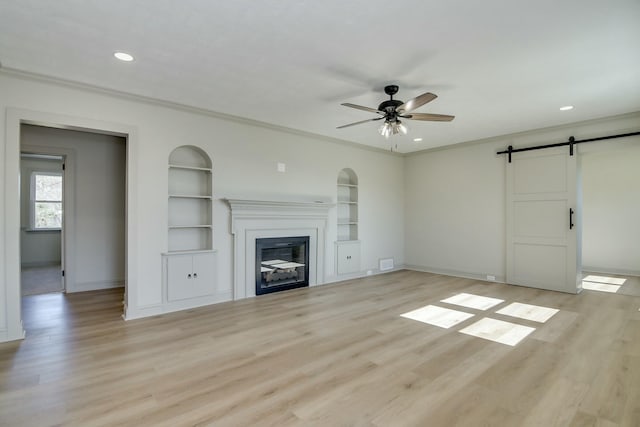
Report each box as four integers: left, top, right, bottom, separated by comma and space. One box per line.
30, 171, 63, 231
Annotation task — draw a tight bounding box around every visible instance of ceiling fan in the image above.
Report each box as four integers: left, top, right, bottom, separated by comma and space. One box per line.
337, 85, 454, 138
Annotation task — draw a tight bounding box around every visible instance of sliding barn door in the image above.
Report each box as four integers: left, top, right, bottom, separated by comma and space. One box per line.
506, 146, 581, 293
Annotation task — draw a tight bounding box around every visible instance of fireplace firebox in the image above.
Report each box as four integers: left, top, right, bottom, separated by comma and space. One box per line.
256, 236, 309, 295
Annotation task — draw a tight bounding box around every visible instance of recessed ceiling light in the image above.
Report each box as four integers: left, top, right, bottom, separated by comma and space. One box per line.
559, 105, 574, 111
114, 52, 134, 62
413, 138, 423, 142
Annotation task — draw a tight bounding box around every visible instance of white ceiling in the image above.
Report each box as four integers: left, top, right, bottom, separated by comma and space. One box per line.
1, 0, 639, 153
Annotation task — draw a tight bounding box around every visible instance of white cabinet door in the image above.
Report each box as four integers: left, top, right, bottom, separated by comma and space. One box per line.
191, 252, 216, 296
336, 241, 361, 275
506, 147, 581, 293
167, 252, 216, 301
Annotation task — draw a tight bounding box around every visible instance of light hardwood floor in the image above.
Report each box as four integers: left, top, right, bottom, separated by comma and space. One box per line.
1, 270, 639, 426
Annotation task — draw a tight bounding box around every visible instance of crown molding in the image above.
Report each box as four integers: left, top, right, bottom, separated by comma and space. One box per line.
0, 66, 403, 157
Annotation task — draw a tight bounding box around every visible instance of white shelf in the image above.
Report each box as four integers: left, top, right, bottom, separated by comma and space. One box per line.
169, 164, 212, 172
169, 194, 212, 199
168, 146, 213, 253
337, 169, 358, 242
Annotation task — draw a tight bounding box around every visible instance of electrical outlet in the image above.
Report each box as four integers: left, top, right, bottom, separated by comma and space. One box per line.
277, 162, 286, 173
366, 270, 373, 276
486, 275, 496, 281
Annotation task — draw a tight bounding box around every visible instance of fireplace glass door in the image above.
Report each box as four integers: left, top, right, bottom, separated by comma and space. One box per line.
256, 236, 309, 295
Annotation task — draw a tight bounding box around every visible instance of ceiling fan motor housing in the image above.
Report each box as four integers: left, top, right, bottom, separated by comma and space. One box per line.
380, 85, 403, 120
378, 99, 403, 121
383, 85, 399, 96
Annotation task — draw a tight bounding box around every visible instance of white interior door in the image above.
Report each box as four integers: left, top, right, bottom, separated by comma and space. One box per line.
506, 146, 581, 293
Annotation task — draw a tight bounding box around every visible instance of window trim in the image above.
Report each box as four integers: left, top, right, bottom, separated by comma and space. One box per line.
30, 171, 63, 231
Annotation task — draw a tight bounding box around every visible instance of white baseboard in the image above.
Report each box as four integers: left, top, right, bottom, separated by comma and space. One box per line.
0, 323, 26, 343
21, 261, 60, 268
582, 266, 640, 277
323, 264, 407, 285
404, 264, 506, 283
124, 291, 233, 321
69, 280, 125, 293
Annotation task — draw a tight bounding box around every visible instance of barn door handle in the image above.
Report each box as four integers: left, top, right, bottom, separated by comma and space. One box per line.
569, 208, 574, 230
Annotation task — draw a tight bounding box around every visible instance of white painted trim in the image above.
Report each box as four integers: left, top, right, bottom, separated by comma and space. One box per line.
123, 291, 232, 320
582, 267, 640, 278
71, 280, 125, 293
226, 199, 334, 300
0, 67, 402, 157
323, 265, 406, 284
2, 108, 139, 342
404, 264, 506, 284
21, 143, 76, 294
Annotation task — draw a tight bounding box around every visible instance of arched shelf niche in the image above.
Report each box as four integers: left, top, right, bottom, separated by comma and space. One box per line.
337, 168, 358, 241
335, 168, 361, 276
167, 145, 213, 252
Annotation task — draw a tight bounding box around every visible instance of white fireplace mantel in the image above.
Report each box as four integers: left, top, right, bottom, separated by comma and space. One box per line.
226, 198, 335, 300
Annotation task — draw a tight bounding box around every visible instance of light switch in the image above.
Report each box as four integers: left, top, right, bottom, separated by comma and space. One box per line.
277, 162, 286, 173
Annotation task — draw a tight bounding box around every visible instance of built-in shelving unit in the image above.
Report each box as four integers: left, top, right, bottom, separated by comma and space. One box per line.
164, 146, 218, 305
337, 168, 358, 241
168, 147, 213, 252
336, 168, 361, 275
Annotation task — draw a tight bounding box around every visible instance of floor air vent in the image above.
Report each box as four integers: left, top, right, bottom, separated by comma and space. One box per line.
379, 258, 394, 271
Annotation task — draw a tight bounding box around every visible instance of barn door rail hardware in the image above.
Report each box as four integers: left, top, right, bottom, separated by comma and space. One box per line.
497, 131, 640, 163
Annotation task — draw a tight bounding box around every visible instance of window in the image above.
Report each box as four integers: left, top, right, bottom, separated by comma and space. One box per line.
31, 172, 63, 230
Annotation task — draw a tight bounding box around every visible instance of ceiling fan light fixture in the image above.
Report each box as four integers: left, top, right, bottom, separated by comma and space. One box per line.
379, 120, 407, 138
397, 120, 408, 135
379, 122, 392, 138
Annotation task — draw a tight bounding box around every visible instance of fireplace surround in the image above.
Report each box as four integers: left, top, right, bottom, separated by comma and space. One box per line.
226, 198, 333, 300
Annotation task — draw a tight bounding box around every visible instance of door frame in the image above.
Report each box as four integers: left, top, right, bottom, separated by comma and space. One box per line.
3, 108, 139, 341
20, 146, 75, 293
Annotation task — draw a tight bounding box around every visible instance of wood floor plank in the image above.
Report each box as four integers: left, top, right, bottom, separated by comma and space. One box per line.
1, 270, 639, 426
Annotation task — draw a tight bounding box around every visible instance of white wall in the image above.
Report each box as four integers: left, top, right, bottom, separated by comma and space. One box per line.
581, 139, 640, 275
20, 156, 63, 267
21, 125, 126, 291
404, 113, 640, 282
0, 71, 405, 339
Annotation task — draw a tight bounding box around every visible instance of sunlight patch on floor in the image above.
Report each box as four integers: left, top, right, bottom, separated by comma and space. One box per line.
581, 281, 621, 293
401, 305, 474, 329
459, 318, 536, 346
496, 302, 559, 323
583, 275, 626, 285
440, 293, 504, 311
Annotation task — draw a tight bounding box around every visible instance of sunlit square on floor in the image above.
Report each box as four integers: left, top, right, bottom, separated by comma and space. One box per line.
495, 302, 559, 323
440, 293, 504, 310
459, 318, 536, 346
400, 305, 474, 329
581, 281, 621, 293
583, 275, 626, 285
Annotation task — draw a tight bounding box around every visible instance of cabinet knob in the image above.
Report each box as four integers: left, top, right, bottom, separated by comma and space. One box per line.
187, 274, 192, 279
347, 256, 351, 260
193, 273, 198, 278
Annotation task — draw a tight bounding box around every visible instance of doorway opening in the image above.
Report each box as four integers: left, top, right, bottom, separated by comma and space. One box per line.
19, 124, 127, 334
580, 139, 640, 297
20, 153, 65, 296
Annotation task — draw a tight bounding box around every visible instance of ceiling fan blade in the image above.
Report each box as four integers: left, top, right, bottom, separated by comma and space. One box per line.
336, 117, 384, 129
396, 92, 437, 114
341, 103, 384, 115
403, 113, 455, 122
